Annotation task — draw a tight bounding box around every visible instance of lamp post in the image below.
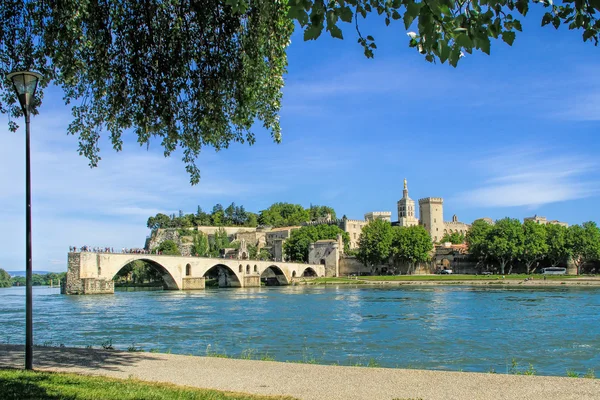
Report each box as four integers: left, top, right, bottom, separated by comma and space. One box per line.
7, 71, 43, 371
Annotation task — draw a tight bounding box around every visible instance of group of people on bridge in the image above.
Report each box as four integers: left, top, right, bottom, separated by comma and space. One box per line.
69, 246, 154, 254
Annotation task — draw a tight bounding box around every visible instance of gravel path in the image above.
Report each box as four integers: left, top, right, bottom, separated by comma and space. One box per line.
1, 345, 599, 400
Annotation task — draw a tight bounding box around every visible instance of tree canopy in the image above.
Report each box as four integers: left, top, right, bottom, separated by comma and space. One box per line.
155, 240, 181, 256
283, 224, 349, 262
440, 231, 465, 244
356, 219, 394, 267
3, 1, 598, 183
569, 221, 600, 274
467, 219, 600, 274
147, 202, 336, 230
281, 0, 600, 66
390, 225, 433, 268
0, 268, 11, 288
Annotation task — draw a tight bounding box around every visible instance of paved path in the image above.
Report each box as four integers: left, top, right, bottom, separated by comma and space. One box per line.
1, 345, 599, 400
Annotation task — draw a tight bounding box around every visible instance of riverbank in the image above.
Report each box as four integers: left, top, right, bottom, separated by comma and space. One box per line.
1, 345, 598, 400
296, 275, 600, 287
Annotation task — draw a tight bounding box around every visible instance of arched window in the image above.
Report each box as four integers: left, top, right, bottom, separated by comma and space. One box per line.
292, 271, 296, 277
186, 264, 191, 276
246, 264, 250, 274
239, 264, 243, 273
254, 265, 257, 272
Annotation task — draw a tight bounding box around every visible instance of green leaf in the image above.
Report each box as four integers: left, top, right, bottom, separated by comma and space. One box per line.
552, 15, 561, 29
304, 26, 322, 41
438, 41, 450, 63
541, 12, 553, 26
339, 6, 353, 23
479, 35, 491, 55
329, 25, 344, 39
404, 1, 422, 29
502, 31, 516, 45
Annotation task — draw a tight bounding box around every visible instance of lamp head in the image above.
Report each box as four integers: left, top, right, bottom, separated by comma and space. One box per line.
7, 71, 43, 116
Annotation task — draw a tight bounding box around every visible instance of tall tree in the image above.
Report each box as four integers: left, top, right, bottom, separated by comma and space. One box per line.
486, 218, 524, 275
390, 226, 433, 273
521, 221, 548, 274
545, 224, 571, 267
147, 213, 172, 230
191, 232, 209, 257
569, 222, 600, 274
466, 219, 493, 270
356, 219, 394, 268
308, 205, 337, 221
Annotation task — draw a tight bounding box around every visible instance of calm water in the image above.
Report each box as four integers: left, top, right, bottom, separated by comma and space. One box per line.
1, 285, 599, 376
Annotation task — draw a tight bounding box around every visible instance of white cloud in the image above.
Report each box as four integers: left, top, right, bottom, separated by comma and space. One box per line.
456, 149, 599, 208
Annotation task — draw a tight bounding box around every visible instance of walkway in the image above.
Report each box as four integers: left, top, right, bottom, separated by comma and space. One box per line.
1, 345, 599, 400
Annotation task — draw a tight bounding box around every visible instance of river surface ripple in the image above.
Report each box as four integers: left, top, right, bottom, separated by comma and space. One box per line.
1, 285, 599, 376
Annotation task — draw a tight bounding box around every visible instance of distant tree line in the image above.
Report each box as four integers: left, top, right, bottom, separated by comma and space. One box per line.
147, 203, 336, 231
0, 269, 67, 287
356, 220, 433, 273
467, 219, 600, 275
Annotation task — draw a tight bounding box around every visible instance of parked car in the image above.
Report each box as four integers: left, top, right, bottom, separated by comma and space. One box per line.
440, 269, 453, 275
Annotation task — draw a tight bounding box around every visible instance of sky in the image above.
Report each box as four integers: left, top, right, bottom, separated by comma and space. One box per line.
1, 9, 599, 273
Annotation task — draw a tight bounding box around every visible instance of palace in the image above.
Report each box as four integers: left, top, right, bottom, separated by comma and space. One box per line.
394, 179, 470, 242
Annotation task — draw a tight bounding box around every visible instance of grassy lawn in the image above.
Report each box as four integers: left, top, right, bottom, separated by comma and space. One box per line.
312, 275, 580, 283
0, 369, 296, 400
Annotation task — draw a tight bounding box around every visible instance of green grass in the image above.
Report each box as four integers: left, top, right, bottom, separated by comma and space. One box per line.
0, 369, 297, 400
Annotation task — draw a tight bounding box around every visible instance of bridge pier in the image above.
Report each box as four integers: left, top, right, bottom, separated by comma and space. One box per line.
244, 275, 260, 287
182, 277, 206, 290
62, 253, 115, 295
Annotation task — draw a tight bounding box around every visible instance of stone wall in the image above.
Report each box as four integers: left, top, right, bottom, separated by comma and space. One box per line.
339, 256, 371, 276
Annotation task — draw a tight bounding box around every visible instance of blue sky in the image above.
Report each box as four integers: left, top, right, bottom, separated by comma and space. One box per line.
1, 10, 599, 272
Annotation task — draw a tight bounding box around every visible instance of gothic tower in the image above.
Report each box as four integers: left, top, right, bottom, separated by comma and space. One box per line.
418, 197, 444, 242
397, 179, 418, 227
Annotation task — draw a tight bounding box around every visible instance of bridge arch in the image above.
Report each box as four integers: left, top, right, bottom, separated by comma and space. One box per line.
111, 258, 179, 290
302, 267, 317, 277
261, 265, 289, 286
204, 264, 242, 288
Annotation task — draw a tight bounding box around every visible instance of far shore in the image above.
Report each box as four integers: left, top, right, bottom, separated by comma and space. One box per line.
294, 276, 600, 287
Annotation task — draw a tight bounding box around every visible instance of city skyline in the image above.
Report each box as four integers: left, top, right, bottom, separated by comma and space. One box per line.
1, 14, 599, 272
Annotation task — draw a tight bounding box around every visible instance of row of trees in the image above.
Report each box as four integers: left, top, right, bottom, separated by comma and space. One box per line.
284, 224, 349, 263
467, 219, 600, 275
147, 203, 336, 231
356, 220, 433, 270
0, 268, 67, 287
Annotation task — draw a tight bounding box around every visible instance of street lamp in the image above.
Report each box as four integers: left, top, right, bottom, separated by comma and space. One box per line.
7, 70, 43, 371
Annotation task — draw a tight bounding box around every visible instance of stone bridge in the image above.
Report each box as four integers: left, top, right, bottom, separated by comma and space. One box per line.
63, 252, 324, 295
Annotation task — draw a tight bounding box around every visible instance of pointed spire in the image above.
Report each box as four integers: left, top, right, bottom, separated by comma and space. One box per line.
404, 178, 407, 191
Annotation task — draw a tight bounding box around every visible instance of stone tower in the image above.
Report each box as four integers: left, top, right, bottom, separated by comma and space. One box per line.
397, 178, 418, 227
418, 197, 444, 242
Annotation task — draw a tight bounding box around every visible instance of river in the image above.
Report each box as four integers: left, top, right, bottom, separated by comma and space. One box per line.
1, 284, 599, 376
